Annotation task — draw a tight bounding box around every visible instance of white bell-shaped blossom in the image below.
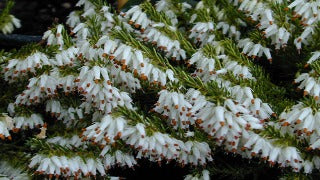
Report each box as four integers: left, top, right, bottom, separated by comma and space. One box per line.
239, 131, 303, 171
15, 74, 58, 105
29, 154, 106, 178
123, 5, 151, 31
288, 0, 320, 25
279, 103, 319, 136
295, 71, 320, 99
141, 27, 187, 60
154, 90, 195, 129
0, 15, 21, 34
12, 114, 43, 130
238, 38, 272, 61
47, 135, 86, 148
0, 114, 14, 140
4, 52, 50, 82
76, 66, 133, 113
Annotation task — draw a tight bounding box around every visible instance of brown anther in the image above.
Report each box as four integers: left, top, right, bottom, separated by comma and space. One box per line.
282, 122, 290, 126
135, 24, 140, 28
117, 132, 122, 138
195, 119, 203, 124
297, 38, 302, 43
172, 120, 177, 126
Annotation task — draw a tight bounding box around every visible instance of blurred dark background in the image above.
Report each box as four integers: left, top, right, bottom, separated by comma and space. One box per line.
9, 0, 78, 35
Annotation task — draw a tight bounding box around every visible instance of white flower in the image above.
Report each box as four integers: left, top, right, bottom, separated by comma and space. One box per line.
1, 15, 21, 34
295, 72, 320, 99
142, 27, 186, 60
4, 52, 50, 81
154, 90, 194, 129
66, 11, 81, 28
0, 114, 13, 140
77, 66, 133, 113
12, 114, 43, 131
238, 38, 272, 61
47, 135, 86, 148
307, 51, 320, 64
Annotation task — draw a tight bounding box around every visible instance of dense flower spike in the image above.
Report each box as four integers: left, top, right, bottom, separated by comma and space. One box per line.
29, 154, 107, 179
154, 90, 195, 129
76, 65, 133, 113
239, 131, 305, 172
82, 114, 212, 166
47, 135, 86, 148
288, 0, 320, 24
12, 114, 43, 130
238, 38, 272, 62
279, 102, 319, 136
4, 52, 50, 82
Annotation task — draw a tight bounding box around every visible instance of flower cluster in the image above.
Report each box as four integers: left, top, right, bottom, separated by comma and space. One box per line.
98, 145, 137, 169
240, 131, 305, 172
280, 103, 318, 136
0, 0, 20, 35
238, 38, 272, 62
154, 90, 195, 129
4, 52, 50, 82
188, 50, 254, 80
288, 0, 320, 24
101, 38, 176, 86
122, 5, 187, 61
231, 0, 291, 49
77, 65, 133, 113
82, 114, 212, 166
15, 74, 59, 105
189, 22, 216, 46
29, 154, 107, 179
47, 135, 86, 148
12, 114, 43, 131
294, 71, 320, 98
42, 25, 66, 49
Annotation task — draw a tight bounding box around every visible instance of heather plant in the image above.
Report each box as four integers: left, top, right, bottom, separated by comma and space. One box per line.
0, 0, 320, 179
